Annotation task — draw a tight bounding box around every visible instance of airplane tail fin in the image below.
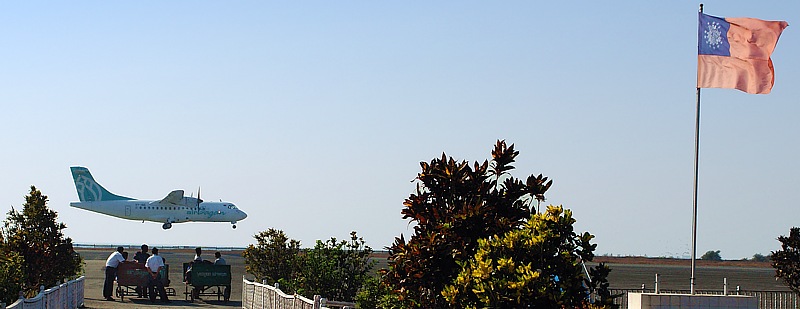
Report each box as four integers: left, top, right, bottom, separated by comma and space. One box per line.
70, 166, 133, 202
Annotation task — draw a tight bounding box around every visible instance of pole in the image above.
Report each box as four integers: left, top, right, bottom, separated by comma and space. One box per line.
691, 3, 704, 295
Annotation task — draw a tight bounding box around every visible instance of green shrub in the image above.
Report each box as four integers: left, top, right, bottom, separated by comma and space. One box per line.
2, 186, 83, 297
442, 206, 611, 308
299, 231, 375, 302
0, 249, 24, 304
772, 227, 800, 294
243, 228, 302, 292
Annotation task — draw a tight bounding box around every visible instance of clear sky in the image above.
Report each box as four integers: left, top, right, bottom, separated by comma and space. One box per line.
1, 1, 797, 260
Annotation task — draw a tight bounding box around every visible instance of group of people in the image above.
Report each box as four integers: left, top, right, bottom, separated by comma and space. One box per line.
103, 244, 230, 303
103, 244, 169, 303
186, 247, 230, 301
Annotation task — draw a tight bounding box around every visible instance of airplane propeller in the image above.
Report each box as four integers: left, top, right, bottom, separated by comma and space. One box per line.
196, 186, 203, 207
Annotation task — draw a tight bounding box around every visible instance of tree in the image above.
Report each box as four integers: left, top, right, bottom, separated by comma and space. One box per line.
383, 141, 552, 308
243, 229, 376, 302
299, 231, 375, 302
772, 227, 800, 293
2, 186, 82, 297
701, 250, 722, 261
243, 228, 302, 292
0, 234, 24, 305
752, 253, 769, 262
442, 206, 613, 308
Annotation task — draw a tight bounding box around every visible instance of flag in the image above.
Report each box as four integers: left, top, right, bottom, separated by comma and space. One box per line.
697, 13, 788, 94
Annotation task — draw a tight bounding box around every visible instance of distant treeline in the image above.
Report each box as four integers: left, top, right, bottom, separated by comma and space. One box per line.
73, 243, 246, 251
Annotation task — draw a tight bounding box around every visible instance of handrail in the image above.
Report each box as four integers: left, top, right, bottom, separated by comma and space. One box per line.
5, 276, 84, 309
242, 276, 356, 309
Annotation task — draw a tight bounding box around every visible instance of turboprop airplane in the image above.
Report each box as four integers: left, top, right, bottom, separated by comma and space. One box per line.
69, 166, 247, 230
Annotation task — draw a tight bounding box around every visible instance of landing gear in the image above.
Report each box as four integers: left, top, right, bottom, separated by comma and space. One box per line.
162, 222, 172, 230
232, 222, 237, 229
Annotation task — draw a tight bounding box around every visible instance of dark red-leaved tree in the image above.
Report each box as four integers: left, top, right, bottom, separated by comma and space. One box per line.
382, 140, 551, 308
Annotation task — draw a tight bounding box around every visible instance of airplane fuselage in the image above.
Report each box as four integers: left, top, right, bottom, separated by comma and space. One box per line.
69, 199, 246, 225
69, 166, 247, 229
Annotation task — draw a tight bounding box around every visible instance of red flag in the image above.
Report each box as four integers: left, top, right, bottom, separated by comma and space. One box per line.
697, 13, 788, 94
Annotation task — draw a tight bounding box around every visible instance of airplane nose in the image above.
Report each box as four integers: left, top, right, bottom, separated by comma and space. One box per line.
238, 210, 248, 220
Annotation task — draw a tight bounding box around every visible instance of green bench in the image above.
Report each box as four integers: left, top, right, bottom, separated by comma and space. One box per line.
183, 262, 231, 302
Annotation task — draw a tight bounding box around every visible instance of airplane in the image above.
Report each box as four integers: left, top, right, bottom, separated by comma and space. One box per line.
69, 166, 247, 230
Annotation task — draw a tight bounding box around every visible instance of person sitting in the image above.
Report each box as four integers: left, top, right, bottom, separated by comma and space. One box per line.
214, 251, 231, 302
186, 247, 211, 299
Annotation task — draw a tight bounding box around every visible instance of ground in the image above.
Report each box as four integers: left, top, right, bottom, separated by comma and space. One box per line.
78, 248, 244, 309
76, 249, 789, 309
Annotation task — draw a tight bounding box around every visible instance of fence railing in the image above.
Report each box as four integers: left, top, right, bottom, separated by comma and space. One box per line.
610, 289, 798, 309
242, 277, 356, 309
4, 276, 84, 309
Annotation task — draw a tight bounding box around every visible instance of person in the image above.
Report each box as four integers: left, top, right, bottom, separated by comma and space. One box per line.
213, 251, 226, 265
145, 247, 170, 303
214, 252, 230, 301
103, 246, 125, 301
134, 244, 150, 263
193, 247, 203, 262
187, 247, 207, 299
121, 251, 128, 260
133, 244, 150, 298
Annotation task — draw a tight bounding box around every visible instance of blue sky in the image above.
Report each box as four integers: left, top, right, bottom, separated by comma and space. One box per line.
1, 1, 797, 260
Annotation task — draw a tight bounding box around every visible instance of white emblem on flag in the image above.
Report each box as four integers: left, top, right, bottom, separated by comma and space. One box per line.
704, 21, 724, 50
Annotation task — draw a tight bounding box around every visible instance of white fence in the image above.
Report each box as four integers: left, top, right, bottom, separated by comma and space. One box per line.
611, 289, 798, 309
242, 277, 355, 309
3, 276, 84, 309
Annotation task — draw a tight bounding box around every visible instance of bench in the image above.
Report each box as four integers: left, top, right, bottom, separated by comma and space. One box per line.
183, 262, 231, 302
115, 262, 175, 301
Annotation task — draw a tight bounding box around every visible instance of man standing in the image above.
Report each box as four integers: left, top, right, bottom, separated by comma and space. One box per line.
103, 246, 125, 301
145, 247, 170, 303
133, 244, 150, 298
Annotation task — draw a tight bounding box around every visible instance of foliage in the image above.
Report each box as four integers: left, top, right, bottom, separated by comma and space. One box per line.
586, 263, 620, 309
299, 231, 375, 302
0, 239, 24, 305
442, 206, 614, 308
383, 140, 552, 308
752, 253, 769, 262
244, 229, 375, 302
772, 227, 800, 294
2, 186, 83, 297
701, 250, 722, 261
243, 228, 302, 291
355, 276, 399, 309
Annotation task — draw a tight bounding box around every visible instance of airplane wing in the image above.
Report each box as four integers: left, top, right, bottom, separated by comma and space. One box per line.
160, 190, 184, 205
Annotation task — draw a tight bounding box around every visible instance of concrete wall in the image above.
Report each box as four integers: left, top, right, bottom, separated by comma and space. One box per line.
627, 293, 757, 309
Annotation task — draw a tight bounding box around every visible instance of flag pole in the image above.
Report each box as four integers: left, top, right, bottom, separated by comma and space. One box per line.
691, 3, 703, 295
